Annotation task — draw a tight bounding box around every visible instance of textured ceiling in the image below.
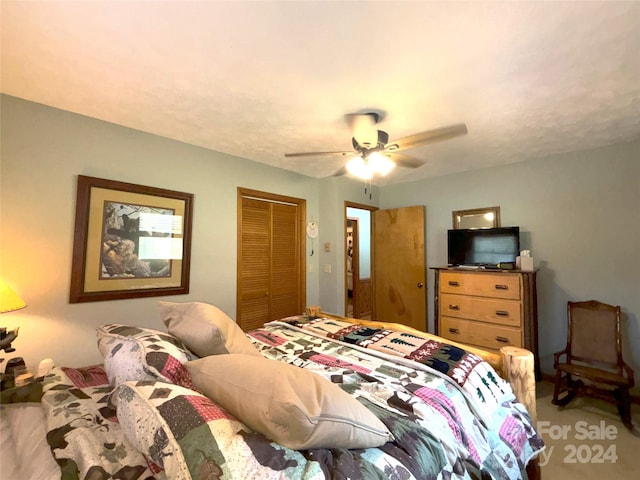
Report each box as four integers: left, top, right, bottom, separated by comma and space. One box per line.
2, 1, 639, 186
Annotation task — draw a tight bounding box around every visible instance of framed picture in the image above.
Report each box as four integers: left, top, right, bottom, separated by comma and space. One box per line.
69, 175, 193, 303
452, 206, 501, 229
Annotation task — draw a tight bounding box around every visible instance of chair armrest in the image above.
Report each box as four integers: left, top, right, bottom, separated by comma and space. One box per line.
622, 362, 635, 387
553, 349, 568, 369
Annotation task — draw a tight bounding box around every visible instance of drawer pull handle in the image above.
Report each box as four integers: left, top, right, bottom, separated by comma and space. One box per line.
496, 336, 510, 343
495, 310, 509, 316
495, 284, 509, 290
448, 281, 460, 287
448, 304, 460, 311
448, 328, 460, 334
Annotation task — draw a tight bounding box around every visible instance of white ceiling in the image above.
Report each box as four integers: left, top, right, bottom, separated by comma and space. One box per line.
2, 1, 639, 186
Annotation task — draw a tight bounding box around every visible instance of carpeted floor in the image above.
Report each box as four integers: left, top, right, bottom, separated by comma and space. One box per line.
534, 380, 639, 479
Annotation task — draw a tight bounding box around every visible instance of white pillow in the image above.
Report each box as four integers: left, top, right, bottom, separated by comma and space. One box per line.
158, 301, 261, 357
185, 354, 393, 450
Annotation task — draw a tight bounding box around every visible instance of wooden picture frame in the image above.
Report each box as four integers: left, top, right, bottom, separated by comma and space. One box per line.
452, 206, 501, 229
69, 175, 193, 303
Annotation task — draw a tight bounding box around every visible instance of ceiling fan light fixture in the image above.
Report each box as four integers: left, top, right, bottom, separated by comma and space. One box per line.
367, 152, 395, 176
284, 113, 467, 179
346, 156, 372, 180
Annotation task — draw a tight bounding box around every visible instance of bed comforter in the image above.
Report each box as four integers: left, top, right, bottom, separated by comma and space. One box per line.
41, 318, 544, 480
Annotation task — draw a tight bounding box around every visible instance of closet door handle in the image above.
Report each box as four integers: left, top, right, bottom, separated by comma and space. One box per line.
494, 284, 509, 290
448, 304, 460, 311
448, 281, 460, 287
495, 310, 509, 316
448, 328, 460, 334
417, 282, 424, 288
496, 336, 509, 343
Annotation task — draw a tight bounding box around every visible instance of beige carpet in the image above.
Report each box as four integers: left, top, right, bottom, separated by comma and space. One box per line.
535, 380, 640, 479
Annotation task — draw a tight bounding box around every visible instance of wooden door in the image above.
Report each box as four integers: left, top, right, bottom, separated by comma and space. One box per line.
373, 205, 427, 331
346, 218, 361, 317
237, 189, 305, 331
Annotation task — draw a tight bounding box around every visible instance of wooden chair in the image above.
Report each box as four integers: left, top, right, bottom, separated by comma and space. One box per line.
552, 300, 635, 429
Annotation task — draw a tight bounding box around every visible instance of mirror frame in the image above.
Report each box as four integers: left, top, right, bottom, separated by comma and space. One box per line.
452, 206, 501, 229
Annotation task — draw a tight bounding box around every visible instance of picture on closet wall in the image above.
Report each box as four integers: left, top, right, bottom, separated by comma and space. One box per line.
69, 175, 193, 303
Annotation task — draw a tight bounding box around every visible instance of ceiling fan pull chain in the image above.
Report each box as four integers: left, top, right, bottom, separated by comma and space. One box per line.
364, 178, 372, 200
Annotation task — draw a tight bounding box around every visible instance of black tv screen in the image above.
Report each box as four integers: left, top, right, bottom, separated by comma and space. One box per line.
448, 227, 520, 267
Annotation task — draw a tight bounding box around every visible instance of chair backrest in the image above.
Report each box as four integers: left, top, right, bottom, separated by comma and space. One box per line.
566, 300, 622, 372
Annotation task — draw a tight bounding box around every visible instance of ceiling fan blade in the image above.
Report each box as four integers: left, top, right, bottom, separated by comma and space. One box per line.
385, 123, 468, 152
388, 152, 425, 169
331, 166, 347, 177
284, 150, 353, 158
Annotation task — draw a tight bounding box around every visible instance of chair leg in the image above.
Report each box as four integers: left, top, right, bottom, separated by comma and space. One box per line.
614, 388, 633, 430
552, 371, 576, 407
552, 371, 563, 405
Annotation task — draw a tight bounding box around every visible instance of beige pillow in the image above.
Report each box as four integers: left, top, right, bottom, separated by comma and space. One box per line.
158, 301, 260, 357
185, 354, 393, 450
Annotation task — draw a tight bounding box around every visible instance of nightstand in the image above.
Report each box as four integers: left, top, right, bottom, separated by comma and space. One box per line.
0, 376, 43, 404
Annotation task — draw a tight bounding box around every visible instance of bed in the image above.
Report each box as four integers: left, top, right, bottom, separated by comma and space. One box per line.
2, 302, 544, 479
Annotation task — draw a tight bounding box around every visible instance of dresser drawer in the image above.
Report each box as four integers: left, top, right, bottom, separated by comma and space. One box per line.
440, 316, 523, 350
440, 293, 522, 327
440, 271, 521, 300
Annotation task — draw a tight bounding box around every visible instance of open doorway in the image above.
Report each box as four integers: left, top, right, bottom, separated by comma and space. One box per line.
345, 202, 376, 319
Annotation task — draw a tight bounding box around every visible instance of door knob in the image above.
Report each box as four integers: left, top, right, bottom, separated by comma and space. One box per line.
417, 282, 424, 288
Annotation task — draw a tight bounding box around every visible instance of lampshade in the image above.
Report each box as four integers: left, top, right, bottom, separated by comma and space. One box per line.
346, 156, 373, 180
367, 152, 395, 176
0, 278, 26, 313
346, 153, 395, 180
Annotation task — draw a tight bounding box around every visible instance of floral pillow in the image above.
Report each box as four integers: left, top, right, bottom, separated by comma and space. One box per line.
97, 324, 195, 388
114, 381, 248, 479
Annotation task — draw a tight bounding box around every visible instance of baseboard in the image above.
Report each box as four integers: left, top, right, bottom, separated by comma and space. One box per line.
540, 372, 555, 383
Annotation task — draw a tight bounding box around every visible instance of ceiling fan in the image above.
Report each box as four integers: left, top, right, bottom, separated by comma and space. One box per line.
284, 112, 468, 179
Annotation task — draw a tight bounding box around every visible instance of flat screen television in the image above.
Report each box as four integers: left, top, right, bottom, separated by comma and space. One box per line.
447, 226, 520, 267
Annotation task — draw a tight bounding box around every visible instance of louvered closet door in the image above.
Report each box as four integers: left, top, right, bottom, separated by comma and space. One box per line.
271, 203, 300, 319
239, 197, 271, 331
238, 190, 305, 331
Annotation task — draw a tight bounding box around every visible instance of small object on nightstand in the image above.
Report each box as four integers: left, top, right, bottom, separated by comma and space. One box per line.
38, 358, 54, 377
1, 356, 26, 389
0, 371, 44, 404
5, 356, 25, 373
14, 366, 35, 387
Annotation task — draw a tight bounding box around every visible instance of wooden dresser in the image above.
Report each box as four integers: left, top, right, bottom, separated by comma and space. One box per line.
433, 267, 539, 377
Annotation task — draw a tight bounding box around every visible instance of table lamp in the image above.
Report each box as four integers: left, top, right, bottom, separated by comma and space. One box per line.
1, 278, 26, 360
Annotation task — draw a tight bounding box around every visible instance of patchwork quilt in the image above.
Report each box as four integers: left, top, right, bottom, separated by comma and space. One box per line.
273, 316, 514, 411
41, 321, 544, 480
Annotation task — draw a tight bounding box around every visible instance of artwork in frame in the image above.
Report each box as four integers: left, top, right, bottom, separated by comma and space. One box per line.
69, 175, 193, 303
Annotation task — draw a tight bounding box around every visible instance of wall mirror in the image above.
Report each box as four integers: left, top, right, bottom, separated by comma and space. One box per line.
452, 206, 501, 229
